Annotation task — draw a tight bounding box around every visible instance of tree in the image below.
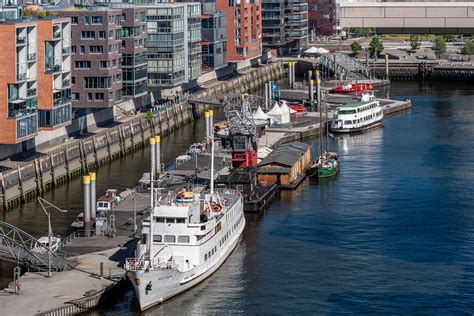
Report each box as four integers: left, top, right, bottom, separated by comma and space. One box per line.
145, 111, 154, 123
368, 37, 384, 58
351, 42, 362, 54
432, 36, 446, 58
461, 40, 474, 55
350, 27, 373, 37
442, 34, 455, 42
409, 35, 421, 50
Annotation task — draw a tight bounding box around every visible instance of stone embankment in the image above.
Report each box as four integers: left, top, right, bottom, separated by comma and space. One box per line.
0, 62, 285, 209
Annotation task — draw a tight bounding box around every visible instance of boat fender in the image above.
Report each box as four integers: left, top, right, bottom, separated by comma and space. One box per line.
135, 278, 141, 286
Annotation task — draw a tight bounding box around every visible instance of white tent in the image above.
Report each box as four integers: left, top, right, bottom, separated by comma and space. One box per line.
278, 101, 291, 124
266, 102, 283, 124
304, 47, 329, 55
253, 106, 274, 125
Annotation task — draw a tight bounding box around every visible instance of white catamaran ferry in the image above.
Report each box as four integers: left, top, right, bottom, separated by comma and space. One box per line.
330, 93, 383, 133
125, 185, 245, 310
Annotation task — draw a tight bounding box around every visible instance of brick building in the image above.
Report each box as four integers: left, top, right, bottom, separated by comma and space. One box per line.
215, 0, 262, 62
0, 17, 72, 145
58, 7, 124, 109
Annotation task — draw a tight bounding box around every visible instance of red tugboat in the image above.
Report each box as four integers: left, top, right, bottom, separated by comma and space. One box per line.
331, 81, 373, 94
289, 103, 305, 112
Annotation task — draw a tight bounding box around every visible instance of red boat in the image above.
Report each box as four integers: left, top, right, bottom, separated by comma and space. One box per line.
331, 81, 373, 94
289, 104, 305, 112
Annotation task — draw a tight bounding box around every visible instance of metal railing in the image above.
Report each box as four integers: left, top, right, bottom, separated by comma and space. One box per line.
16, 36, 26, 44
27, 52, 36, 61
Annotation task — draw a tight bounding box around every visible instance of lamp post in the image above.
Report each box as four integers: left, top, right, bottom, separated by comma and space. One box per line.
38, 197, 67, 278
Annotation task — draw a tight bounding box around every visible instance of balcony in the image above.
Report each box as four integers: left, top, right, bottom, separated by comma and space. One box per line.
27, 53, 36, 62
27, 88, 37, 97
46, 63, 62, 74
62, 47, 71, 55
16, 36, 26, 45
53, 30, 61, 39
63, 79, 71, 88
53, 96, 71, 107
16, 113, 38, 141
17, 72, 27, 81
8, 98, 37, 118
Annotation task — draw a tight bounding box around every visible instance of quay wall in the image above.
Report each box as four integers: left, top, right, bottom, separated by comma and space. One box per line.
0, 61, 286, 209
369, 61, 474, 80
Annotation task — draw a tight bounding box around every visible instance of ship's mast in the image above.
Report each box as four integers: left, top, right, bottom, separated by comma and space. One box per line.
210, 134, 215, 195
317, 72, 323, 158
149, 164, 154, 263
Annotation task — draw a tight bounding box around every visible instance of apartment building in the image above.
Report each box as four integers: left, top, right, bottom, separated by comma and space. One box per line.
58, 7, 124, 109
261, 0, 308, 54
215, 0, 262, 62
285, 0, 309, 52
145, 3, 202, 95
0, 17, 72, 145
201, 8, 227, 71
261, 0, 287, 52
117, 5, 148, 98
308, 0, 335, 36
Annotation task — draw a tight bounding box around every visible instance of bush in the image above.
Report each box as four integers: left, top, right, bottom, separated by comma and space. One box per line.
368, 37, 384, 58
461, 41, 474, 55
432, 36, 446, 58
409, 35, 421, 50
351, 42, 362, 54
38, 11, 46, 18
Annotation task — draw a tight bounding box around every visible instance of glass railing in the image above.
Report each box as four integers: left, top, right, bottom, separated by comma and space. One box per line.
8, 98, 37, 118
17, 72, 27, 81
46, 64, 62, 73
63, 79, 71, 87
27, 88, 37, 97
53, 96, 71, 107
53, 31, 61, 39
16, 114, 38, 140
62, 47, 71, 55
17, 36, 26, 44
27, 53, 36, 61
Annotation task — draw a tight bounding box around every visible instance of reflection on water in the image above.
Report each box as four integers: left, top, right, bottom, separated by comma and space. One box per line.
5, 81, 474, 314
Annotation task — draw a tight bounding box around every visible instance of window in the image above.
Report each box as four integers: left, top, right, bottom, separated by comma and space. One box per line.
112, 59, 117, 67
80, 46, 85, 54
164, 235, 176, 243
95, 92, 104, 100
71, 16, 78, 24
81, 31, 95, 39
178, 236, 190, 243
87, 93, 92, 101
71, 46, 76, 54
71, 77, 75, 84
153, 235, 162, 242
91, 16, 103, 24
100, 61, 109, 69
165, 218, 175, 223
176, 218, 185, 224
204, 253, 208, 260
89, 46, 103, 54
99, 31, 106, 39
71, 92, 79, 100
84, 77, 112, 89
75, 61, 91, 69
156, 217, 164, 223
84, 16, 90, 25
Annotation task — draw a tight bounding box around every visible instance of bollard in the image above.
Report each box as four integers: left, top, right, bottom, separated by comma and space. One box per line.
385, 53, 389, 80
100, 262, 104, 277
292, 62, 296, 87
155, 135, 161, 174
309, 79, 314, 111
83, 175, 91, 237
308, 70, 313, 81
205, 111, 210, 140
209, 110, 214, 139
149, 137, 156, 175
264, 82, 269, 110
89, 172, 96, 222
268, 81, 273, 101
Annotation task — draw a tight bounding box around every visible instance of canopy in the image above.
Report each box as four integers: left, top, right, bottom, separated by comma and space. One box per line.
305, 47, 329, 54
278, 101, 291, 124
253, 106, 273, 125
266, 102, 283, 124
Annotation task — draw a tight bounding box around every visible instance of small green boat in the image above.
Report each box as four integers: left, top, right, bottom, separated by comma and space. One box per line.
307, 152, 339, 178
307, 75, 340, 179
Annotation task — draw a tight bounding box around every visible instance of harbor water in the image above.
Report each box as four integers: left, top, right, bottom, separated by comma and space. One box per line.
3, 80, 474, 313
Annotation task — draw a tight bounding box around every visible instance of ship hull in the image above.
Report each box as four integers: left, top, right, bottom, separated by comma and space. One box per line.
127, 222, 245, 311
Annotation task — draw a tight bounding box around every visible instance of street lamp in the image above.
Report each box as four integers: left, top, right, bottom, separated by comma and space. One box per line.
38, 197, 67, 278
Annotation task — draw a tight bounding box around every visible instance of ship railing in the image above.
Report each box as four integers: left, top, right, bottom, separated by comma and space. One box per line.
126, 257, 177, 271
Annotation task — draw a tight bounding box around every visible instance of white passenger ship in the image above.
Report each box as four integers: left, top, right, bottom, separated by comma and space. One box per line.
330, 93, 383, 133
125, 185, 245, 310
